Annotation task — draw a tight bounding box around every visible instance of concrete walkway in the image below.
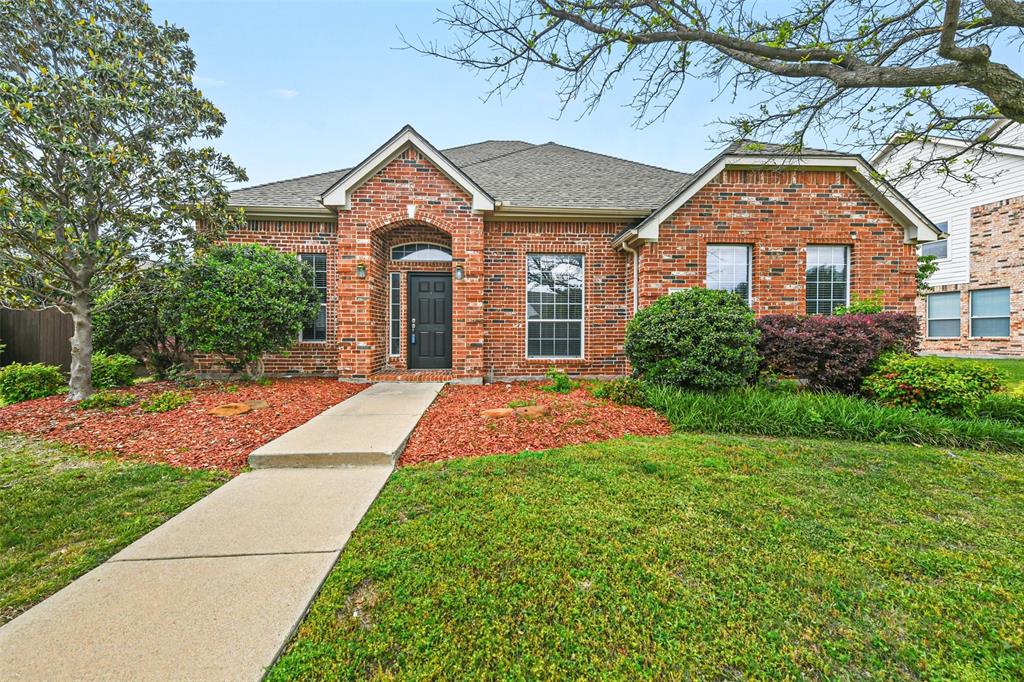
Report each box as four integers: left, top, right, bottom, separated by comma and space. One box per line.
0, 382, 443, 681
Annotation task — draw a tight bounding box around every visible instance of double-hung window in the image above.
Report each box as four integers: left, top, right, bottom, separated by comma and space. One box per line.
526, 254, 583, 358
299, 253, 327, 342
971, 288, 1011, 337
706, 244, 752, 303
806, 245, 849, 315
927, 292, 961, 338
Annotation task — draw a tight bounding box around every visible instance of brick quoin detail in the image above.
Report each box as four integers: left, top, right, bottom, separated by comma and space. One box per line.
917, 194, 1024, 357
638, 169, 918, 316
214, 163, 921, 379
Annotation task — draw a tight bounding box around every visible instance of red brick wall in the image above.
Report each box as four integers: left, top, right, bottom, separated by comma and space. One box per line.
194, 219, 339, 375
482, 221, 633, 379
638, 169, 918, 315
918, 195, 1024, 357
335, 148, 485, 379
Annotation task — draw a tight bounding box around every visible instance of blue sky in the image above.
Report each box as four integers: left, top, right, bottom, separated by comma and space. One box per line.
151, 0, 762, 187
150, 1, 1023, 189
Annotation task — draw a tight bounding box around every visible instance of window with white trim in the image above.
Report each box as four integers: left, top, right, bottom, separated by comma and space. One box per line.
920, 222, 949, 259
390, 243, 452, 261
927, 292, 960, 338
526, 254, 583, 358
806, 245, 849, 315
389, 272, 401, 356
706, 244, 752, 303
971, 288, 1010, 337
299, 253, 327, 342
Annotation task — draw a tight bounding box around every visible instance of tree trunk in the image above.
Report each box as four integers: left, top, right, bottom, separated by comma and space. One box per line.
67, 291, 94, 401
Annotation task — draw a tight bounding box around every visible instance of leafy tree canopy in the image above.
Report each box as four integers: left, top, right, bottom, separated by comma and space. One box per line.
412, 0, 1024, 184
0, 0, 245, 398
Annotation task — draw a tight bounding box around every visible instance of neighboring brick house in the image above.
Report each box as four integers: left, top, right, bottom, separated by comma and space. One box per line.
874, 121, 1024, 357
219, 125, 939, 381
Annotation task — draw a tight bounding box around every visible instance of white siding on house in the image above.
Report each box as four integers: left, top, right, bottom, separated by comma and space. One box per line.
876, 132, 1024, 287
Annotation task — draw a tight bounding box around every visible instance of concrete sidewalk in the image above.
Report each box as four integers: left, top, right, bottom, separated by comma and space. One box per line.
249, 382, 444, 467
0, 382, 443, 681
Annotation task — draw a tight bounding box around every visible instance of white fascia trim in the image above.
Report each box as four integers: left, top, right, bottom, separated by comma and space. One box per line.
320, 127, 495, 212
871, 131, 1024, 165
627, 155, 941, 247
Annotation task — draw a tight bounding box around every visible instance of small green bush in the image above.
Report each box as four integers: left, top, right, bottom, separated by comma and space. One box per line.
0, 363, 64, 404
140, 390, 192, 413
625, 288, 759, 391
540, 367, 574, 394
91, 351, 137, 389
589, 378, 650, 407
863, 354, 1003, 417
646, 384, 1024, 453
78, 390, 137, 410
977, 392, 1024, 426
834, 290, 884, 315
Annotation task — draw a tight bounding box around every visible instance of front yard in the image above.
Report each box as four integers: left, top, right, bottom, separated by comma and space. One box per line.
269, 433, 1024, 680
0, 434, 227, 624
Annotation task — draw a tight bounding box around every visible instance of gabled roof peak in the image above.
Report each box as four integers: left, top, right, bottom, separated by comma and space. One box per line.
319, 125, 496, 212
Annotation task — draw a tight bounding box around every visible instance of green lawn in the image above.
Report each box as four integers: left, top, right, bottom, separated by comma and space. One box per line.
0, 433, 227, 624
269, 433, 1024, 680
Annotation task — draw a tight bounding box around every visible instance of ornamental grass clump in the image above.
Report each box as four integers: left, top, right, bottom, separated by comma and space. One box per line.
625, 288, 759, 391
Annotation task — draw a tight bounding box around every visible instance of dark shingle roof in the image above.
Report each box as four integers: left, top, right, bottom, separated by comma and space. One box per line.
229, 139, 691, 212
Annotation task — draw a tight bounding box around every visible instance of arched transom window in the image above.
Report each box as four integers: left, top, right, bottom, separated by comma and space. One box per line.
390, 243, 452, 261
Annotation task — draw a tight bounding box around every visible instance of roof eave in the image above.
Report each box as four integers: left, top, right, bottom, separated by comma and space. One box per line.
490, 204, 651, 222
231, 204, 337, 220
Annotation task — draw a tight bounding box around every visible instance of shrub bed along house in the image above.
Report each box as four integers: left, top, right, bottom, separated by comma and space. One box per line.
644, 383, 1024, 453
757, 312, 917, 393
624, 288, 759, 390
863, 353, 1004, 417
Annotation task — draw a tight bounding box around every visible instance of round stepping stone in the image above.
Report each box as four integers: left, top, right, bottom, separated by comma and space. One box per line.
208, 402, 252, 417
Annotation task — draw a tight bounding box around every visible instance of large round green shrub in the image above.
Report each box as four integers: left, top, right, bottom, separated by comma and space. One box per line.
171, 244, 320, 376
625, 288, 760, 390
90, 351, 137, 389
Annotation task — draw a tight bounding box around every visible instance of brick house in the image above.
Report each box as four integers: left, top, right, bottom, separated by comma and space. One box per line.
221, 125, 939, 381
874, 121, 1024, 358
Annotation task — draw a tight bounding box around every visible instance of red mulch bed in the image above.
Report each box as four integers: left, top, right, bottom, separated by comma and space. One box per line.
400, 383, 672, 466
0, 378, 364, 472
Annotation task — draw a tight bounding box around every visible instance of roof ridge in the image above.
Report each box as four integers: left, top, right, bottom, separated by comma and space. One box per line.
534, 141, 692, 177
444, 139, 534, 152
458, 142, 546, 168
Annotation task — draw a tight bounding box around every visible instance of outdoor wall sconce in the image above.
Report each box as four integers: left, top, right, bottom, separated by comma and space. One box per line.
454, 265, 465, 281
356, 263, 367, 279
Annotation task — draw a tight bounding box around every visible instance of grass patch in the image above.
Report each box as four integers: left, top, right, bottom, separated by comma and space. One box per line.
0, 433, 227, 624
269, 434, 1024, 679
647, 385, 1024, 453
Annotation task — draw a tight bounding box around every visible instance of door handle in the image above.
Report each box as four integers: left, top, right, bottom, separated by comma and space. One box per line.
410, 317, 416, 345
411, 317, 416, 332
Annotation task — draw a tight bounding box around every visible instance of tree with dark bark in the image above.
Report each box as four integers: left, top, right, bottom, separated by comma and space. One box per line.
0, 0, 244, 399
411, 0, 1024, 183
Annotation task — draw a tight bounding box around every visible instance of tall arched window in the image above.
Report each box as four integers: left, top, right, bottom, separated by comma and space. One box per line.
390, 243, 452, 262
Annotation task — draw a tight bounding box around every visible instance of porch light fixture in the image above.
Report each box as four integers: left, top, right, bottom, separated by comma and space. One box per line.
454, 265, 465, 281
356, 263, 367, 279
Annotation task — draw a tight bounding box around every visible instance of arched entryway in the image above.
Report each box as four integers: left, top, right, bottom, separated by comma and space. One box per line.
370, 222, 454, 373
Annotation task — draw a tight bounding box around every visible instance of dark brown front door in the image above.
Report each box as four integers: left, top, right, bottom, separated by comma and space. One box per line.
408, 273, 452, 369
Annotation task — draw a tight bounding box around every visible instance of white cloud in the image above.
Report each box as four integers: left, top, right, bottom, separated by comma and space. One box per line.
271, 88, 299, 99
194, 75, 227, 87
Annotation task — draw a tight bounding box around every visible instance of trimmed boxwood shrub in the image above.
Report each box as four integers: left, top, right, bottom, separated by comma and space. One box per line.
0, 362, 64, 404
625, 288, 759, 391
863, 353, 1003, 417
91, 351, 137, 389
757, 312, 918, 394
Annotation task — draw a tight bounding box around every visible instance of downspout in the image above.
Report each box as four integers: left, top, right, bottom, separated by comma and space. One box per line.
620, 241, 639, 314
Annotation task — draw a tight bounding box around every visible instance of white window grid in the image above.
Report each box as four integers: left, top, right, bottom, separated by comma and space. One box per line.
806, 245, 850, 315
706, 244, 752, 303
525, 254, 584, 359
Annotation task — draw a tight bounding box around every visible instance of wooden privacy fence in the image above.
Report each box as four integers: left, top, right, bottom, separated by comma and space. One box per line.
0, 307, 74, 372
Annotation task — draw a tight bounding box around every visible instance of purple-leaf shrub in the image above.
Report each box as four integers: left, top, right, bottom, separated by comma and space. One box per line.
757, 313, 918, 393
